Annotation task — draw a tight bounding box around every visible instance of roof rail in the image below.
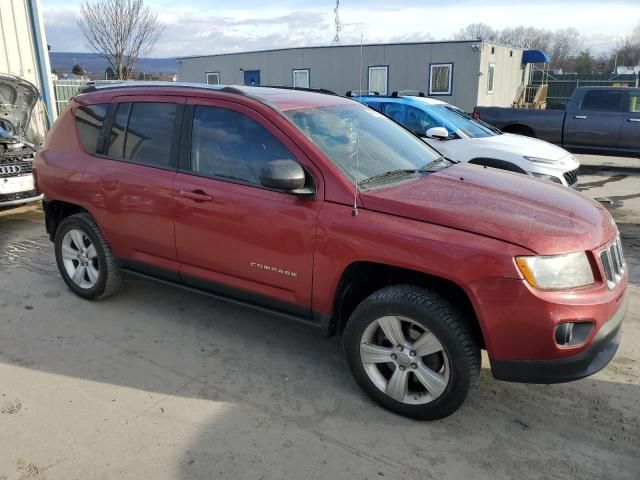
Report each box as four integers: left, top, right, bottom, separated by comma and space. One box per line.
253, 85, 338, 96
346, 90, 380, 97
391, 90, 425, 97
77, 81, 242, 95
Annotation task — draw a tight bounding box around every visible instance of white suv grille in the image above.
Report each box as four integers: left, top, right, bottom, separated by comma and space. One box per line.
600, 237, 625, 289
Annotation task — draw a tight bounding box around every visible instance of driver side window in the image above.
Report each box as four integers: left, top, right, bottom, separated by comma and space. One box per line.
403, 106, 444, 135
190, 106, 295, 185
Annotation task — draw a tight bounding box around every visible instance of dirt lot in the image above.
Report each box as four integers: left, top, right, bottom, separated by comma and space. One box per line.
0, 155, 639, 480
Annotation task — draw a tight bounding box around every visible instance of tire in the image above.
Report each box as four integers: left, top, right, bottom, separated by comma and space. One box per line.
343, 285, 480, 420
54, 212, 122, 300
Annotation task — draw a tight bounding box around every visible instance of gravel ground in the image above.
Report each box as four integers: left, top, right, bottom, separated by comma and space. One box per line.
0, 155, 638, 480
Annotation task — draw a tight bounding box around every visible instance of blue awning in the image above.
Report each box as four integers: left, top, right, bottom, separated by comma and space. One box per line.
523, 50, 551, 64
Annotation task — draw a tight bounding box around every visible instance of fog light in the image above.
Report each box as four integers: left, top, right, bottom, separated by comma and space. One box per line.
555, 322, 594, 346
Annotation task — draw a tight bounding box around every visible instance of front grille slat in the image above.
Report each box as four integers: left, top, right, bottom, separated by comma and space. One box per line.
563, 168, 579, 186
600, 237, 625, 289
0, 161, 34, 178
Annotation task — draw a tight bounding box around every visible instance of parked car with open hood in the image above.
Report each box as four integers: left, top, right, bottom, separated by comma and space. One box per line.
0, 73, 42, 208
35, 83, 627, 420
354, 92, 580, 187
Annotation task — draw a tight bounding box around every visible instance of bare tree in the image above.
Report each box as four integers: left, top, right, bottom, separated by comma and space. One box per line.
78, 0, 165, 80
498, 26, 551, 51
453, 23, 498, 42
549, 28, 583, 70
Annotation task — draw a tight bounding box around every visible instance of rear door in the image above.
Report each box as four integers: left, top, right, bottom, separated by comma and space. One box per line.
173, 97, 322, 315
564, 89, 624, 151
619, 90, 640, 153
82, 96, 185, 277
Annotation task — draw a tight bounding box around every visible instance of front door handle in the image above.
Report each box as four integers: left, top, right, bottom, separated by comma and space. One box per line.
628, 118, 640, 122
573, 115, 587, 119
179, 189, 213, 202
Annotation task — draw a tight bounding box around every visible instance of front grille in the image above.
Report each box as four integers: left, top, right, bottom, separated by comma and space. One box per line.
599, 237, 625, 289
563, 168, 579, 186
0, 189, 39, 203
0, 161, 33, 178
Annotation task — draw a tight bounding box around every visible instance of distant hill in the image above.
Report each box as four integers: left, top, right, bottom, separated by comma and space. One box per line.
49, 52, 177, 77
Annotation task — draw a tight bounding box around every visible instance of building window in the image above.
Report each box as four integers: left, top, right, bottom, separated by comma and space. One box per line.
487, 63, 495, 94
368, 66, 388, 95
429, 63, 453, 96
205, 72, 220, 85
293, 69, 310, 88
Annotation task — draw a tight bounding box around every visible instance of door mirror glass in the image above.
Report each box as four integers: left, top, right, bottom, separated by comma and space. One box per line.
426, 127, 450, 139
260, 159, 313, 195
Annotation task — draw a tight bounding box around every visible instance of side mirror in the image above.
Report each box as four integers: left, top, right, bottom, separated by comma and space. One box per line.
259, 159, 314, 196
425, 127, 450, 139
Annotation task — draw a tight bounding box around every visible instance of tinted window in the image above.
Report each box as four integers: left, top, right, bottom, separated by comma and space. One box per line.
403, 105, 443, 134
75, 103, 108, 154
191, 106, 295, 185
106, 103, 130, 158
580, 91, 623, 112
124, 103, 177, 168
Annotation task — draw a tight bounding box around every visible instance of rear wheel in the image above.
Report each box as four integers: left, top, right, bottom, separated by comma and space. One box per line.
344, 285, 480, 420
54, 213, 122, 300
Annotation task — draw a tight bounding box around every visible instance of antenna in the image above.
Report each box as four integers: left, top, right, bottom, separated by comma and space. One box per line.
332, 1, 342, 46
352, 34, 363, 217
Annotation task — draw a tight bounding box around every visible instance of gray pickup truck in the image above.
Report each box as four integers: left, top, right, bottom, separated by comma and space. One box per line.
474, 87, 640, 157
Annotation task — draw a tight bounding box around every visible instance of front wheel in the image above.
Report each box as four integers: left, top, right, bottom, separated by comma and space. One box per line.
344, 285, 480, 420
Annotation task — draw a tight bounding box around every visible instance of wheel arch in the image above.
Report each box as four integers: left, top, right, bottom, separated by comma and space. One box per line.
329, 261, 485, 349
501, 124, 536, 138
43, 199, 89, 241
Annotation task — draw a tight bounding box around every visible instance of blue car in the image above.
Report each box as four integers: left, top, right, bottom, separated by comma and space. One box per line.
351, 91, 580, 187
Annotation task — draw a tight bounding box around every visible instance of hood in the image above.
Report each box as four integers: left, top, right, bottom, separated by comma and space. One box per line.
0, 73, 39, 140
474, 132, 571, 163
360, 164, 615, 255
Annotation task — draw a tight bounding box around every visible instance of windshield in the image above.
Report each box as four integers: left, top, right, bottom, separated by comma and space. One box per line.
429, 104, 498, 138
283, 104, 444, 186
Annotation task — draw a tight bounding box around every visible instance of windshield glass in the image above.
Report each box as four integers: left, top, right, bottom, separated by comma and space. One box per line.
283, 104, 443, 186
428, 104, 498, 138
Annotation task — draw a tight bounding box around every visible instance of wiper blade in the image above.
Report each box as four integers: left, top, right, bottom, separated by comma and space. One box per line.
358, 168, 418, 186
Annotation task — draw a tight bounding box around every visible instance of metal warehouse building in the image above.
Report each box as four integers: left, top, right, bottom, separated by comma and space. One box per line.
0, 0, 55, 138
177, 40, 530, 111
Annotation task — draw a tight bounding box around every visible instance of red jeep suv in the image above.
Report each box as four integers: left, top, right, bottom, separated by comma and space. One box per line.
34, 84, 628, 420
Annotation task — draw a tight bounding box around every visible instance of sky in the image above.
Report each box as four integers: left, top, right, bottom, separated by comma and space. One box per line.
41, 0, 640, 58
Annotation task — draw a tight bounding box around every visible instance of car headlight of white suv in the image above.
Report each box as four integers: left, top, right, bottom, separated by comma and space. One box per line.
515, 252, 595, 289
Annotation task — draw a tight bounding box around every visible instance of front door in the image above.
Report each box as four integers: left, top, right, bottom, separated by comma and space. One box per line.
620, 90, 640, 153
243, 70, 261, 86
564, 89, 624, 151
173, 98, 321, 315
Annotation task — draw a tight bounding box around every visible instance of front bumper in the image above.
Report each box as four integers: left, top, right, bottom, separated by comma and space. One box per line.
491, 293, 627, 383
0, 189, 42, 207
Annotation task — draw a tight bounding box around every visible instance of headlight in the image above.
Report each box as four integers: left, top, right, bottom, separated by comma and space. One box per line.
515, 252, 595, 289
524, 156, 558, 165
530, 172, 562, 184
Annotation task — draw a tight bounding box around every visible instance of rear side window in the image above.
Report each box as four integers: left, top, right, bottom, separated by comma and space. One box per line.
580, 91, 624, 112
105, 102, 177, 168
190, 106, 294, 185
75, 104, 108, 154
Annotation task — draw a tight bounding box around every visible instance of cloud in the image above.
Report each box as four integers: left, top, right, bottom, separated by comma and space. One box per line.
42, 2, 640, 57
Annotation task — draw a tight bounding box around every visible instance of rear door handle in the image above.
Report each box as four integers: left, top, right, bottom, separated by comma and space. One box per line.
179, 189, 212, 202
573, 115, 587, 119
628, 118, 640, 122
